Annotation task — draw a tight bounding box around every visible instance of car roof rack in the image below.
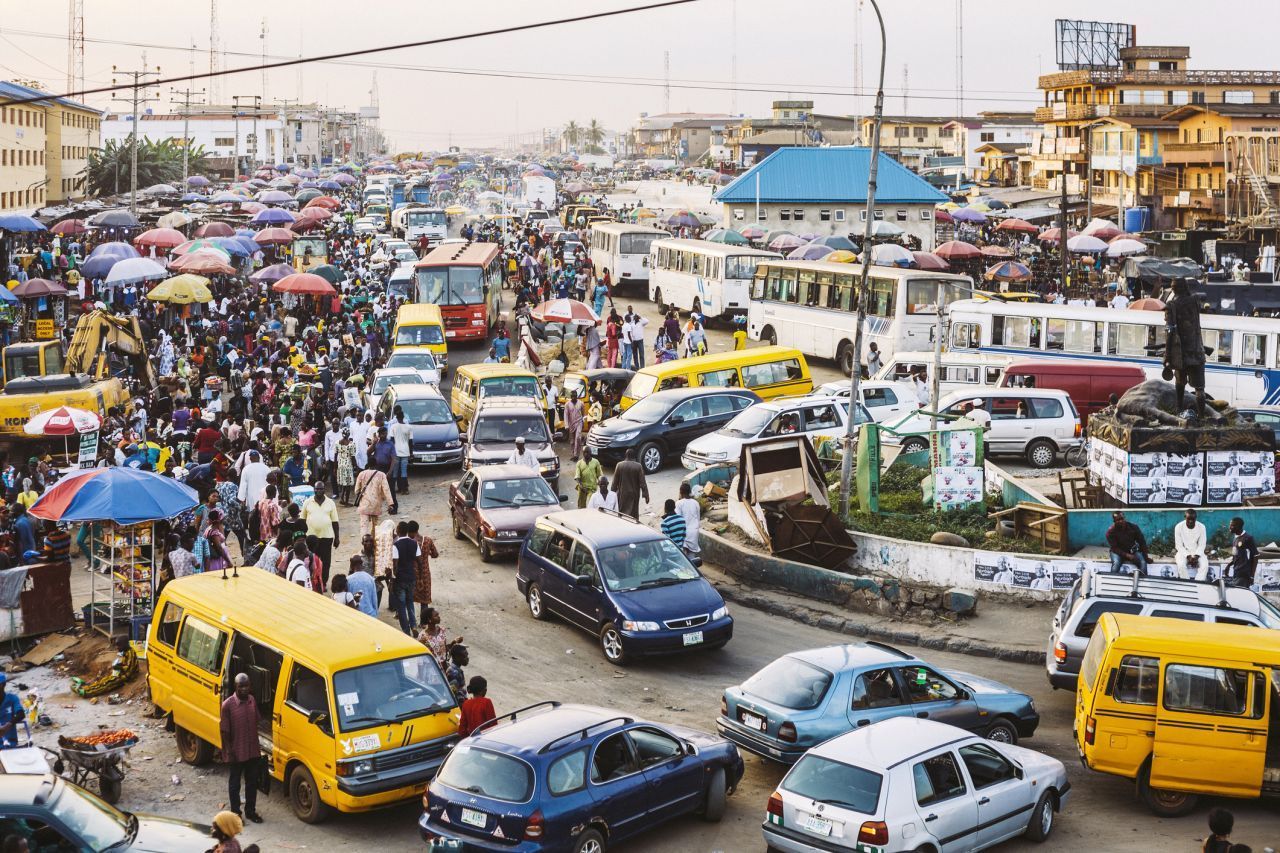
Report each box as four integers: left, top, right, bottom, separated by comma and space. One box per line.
1087, 568, 1239, 609
538, 715, 634, 755
865, 640, 912, 659
470, 701, 561, 738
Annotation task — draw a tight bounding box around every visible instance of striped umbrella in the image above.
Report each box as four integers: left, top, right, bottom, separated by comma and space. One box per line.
31, 467, 198, 525
984, 260, 1033, 282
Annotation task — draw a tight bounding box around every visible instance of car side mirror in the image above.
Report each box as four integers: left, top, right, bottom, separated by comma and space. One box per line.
689, 556, 703, 568
668, 415, 685, 425
464, 497, 476, 508
307, 709, 328, 727
1014, 766, 1024, 780
575, 574, 594, 587
558, 494, 569, 502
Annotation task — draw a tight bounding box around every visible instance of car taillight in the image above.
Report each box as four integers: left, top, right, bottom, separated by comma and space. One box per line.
524, 809, 545, 840
1075, 423, 1082, 437
1084, 715, 1096, 746
859, 821, 890, 846
721, 697, 728, 717
778, 722, 797, 743
1053, 641, 1068, 663
766, 791, 784, 818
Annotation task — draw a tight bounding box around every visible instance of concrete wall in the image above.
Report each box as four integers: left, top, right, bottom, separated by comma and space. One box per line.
720, 201, 936, 249
1065, 507, 1280, 551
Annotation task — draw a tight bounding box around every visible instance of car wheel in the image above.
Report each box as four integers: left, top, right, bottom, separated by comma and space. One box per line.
1025, 438, 1057, 469
639, 441, 663, 474
653, 288, 665, 313
573, 828, 606, 853
1025, 790, 1056, 842
527, 583, 549, 621
599, 624, 629, 665
452, 510, 465, 541
289, 764, 334, 824
984, 719, 1019, 745
479, 539, 493, 563
901, 437, 928, 455
174, 725, 213, 766
1138, 763, 1199, 817
702, 767, 727, 822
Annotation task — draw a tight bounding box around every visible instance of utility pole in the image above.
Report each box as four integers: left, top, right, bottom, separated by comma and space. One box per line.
276, 97, 299, 166
111, 63, 160, 214
171, 85, 206, 187
1059, 155, 1070, 291
232, 94, 261, 178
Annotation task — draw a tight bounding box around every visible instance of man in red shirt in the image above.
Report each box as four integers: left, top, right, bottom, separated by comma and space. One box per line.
193, 417, 223, 465
458, 676, 496, 737
220, 673, 264, 823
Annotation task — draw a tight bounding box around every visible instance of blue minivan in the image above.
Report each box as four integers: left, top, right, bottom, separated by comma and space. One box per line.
516, 509, 732, 664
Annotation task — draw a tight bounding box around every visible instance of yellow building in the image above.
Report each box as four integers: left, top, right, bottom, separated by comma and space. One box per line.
0, 81, 100, 213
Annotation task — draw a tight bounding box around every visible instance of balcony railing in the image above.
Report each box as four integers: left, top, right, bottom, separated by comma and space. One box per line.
1160, 142, 1225, 165
1040, 68, 1280, 88
1034, 103, 1173, 123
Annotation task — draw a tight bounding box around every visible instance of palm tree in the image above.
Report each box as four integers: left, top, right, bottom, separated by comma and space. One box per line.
562, 121, 582, 150
81, 138, 211, 197
585, 119, 606, 155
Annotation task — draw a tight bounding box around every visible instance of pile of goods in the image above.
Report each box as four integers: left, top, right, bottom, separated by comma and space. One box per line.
58, 728, 138, 750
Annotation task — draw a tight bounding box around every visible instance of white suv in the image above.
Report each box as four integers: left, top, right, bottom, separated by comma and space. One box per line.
812, 380, 917, 424
681, 395, 871, 469
883, 388, 1081, 469
763, 717, 1070, 853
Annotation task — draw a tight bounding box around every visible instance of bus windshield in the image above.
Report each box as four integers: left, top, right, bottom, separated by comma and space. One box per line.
416, 267, 484, 305
726, 255, 768, 280
406, 211, 446, 227
620, 233, 661, 255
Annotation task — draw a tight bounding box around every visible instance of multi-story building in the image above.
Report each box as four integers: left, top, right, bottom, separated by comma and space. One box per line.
629, 112, 734, 160
858, 115, 968, 171
0, 81, 101, 213
942, 113, 1038, 180
728, 101, 860, 166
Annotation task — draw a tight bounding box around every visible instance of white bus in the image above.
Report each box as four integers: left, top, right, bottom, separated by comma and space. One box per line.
748, 260, 974, 375
648, 238, 781, 320
588, 222, 668, 290
946, 298, 1280, 406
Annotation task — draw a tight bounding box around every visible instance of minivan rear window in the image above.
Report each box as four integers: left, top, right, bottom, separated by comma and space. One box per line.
437, 745, 534, 802
742, 658, 832, 710
784, 755, 881, 815
1074, 602, 1143, 638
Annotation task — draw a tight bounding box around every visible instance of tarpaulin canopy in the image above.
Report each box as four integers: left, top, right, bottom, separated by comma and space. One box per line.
1121, 256, 1203, 281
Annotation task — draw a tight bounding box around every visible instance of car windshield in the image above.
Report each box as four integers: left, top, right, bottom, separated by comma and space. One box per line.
742, 657, 833, 710
399, 398, 453, 425
332, 654, 456, 732
596, 538, 700, 592
50, 779, 131, 848
479, 476, 557, 508
395, 324, 445, 347
372, 373, 424, 395
717, 406, 773, 438
620, 395, 671, 424
474, 415, 549, 445
437, 745, 534, 802
784, 755, 882, 815
386, 351, 438, 372
479, 376, 538, 399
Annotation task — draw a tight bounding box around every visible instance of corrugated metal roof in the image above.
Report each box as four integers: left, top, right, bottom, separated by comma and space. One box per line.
715, 146, 949, 205
0, 80, 98, 113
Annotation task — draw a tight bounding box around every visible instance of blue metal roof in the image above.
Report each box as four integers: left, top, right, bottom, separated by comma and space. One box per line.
0, 80, 98, 113
715, 146, 948, 205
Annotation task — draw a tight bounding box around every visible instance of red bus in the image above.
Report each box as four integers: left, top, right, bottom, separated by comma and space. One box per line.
413, 242, 503, 342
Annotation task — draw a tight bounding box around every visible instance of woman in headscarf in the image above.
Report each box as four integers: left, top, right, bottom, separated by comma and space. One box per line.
210, 810, 244, 853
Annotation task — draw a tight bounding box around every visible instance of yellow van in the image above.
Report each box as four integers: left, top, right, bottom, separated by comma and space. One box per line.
147, 571, 460, 823
620, 345, 813, 410
450, 362, 543, 430
1075, 613, 1280, 817
392, 303, 448, 372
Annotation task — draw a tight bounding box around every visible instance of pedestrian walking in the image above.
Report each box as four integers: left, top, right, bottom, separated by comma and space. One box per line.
573, 447, 603, 508
410, 519, 439, 625
564, 391, 585, 460
354, 464, 394, 537
301, 481, 340, 588
587, 476, 617, 511
220, 674, 264, 824
391, 520, 420, 635
610, 448, 649, 520
675, 482, 702, 555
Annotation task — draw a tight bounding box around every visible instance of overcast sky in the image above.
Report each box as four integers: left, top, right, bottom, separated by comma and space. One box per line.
6, 1, 1280, 151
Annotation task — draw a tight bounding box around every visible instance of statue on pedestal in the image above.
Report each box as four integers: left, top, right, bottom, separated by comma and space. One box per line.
1162, 279, 1206, 418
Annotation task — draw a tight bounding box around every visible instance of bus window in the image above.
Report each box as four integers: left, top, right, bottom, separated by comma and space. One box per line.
799, 271, 819, 306
984, 366, 1003, 385
752, 271, 767, 299
944, 366, 979, 384
869, 278, 894, 317
1243, 333, 1267, 366
1046, 318, 1066, 350
1065, 320, 1099, 353
691, 253, 703, 276
778, 270, 798, 303
698, 368, 739, 387
417, 269, 448, 304
726, 256, 763, 280
766, 269, 783, 300
951, 323, 978, 348
1203, 329, 1234, 363
1000, 316, 1034, 348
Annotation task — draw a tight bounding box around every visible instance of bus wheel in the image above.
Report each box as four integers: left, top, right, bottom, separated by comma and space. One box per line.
837, 342, 854, 376
761, 326, 777, 346
653, 288, 665, 313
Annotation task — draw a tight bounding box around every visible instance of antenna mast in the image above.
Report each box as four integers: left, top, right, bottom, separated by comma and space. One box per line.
66, 0, 85, 102
208, 0, 220, 103
663, 50, 670, 113
955, 0, 965, 115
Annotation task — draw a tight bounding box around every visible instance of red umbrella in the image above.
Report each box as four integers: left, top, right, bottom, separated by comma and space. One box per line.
12, 278, 69, 298
168, 250, 235, 275
51, 219, 89, 236
983, 260, 1033, 283
995, 218, 1038, 233
305, 196, 341, 210
254, 227, 296, 246
273, 273, 336, 296
933, 240, 982, 260
529, 298, 599, 326
1037, 227, 1078, 243
240, 201, 267, 214
193, 221, 234, 238
934, 209, 954, 223
1129, 298, 1166, 311
297, 207, 333, 220
980, 245, 1013, 258
134, 227, 187, 249
912, 251, 950, 271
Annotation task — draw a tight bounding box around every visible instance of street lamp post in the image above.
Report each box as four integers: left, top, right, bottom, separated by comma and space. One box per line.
837, 0, 887, 519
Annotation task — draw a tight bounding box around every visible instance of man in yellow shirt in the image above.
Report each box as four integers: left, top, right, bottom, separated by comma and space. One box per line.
300, 480, 341, 588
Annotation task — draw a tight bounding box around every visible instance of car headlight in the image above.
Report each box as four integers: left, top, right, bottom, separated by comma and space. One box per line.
612, 430, 639, 442
712, 606, 729, 620
622, 620, 661, 632
707, 451, 729, 461
541, 459, 560, 472
339, 758, 374, 777
444, 439, 461, 449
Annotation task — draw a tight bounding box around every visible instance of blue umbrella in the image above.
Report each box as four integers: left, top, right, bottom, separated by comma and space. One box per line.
30, 466, 199, 525
210, 191, 242, 204
234, 228, 255, 238
81, 242, 140, 278
274, 163, 291, 172
213, 237, 251, 257
0, 214, 46, 232
952, 207, 987, 223
0, 286, 18, 304
181, 192, 206, 202
318, 180, 342, 190
186, 175, 211, 187
251, 208, 295, 225
231, 236, 262, 254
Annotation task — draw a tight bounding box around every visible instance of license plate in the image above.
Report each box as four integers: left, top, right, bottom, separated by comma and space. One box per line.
740, 711, 765, 731
445, 331, 456, 338
460, 808, 486, 828
683, 630, 703, 646
418, 454, 436, 462
799, 813, 833, 836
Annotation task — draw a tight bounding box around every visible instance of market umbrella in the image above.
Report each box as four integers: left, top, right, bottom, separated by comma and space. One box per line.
51, 219, 89, 236
1129, 298, 1166, 311
1066, 234, 1109, 254
632, 208, 658, 220
257, 190, 294, 205
979, 245, 1014, 258
254, 227, 296, 246
297, 207, 333, 221
826, 250, 858, 263
935, 209, 955, 224
0, 214, 46, 232
251, 208, 295, 225
105, 257, 167, 286
146, 274, 213, 304
142, 183, 179, 195
868, 221, 904, 238
12, 278, 68, 298
1106, 238, 1148, 258
305, 196, 341, 210
1037, 227, 1077, 243
787, 243, 835, 261
738, 225, 766, 240
296, 188, 322, 204
209, 191, 243, 204
296, 168, 318, 179
23, 405, 100, 436
666, 210, 701, 229
93, 209, 141, 229
933, 240, 982, 260
194, 221, 235, 238
30, 467, 199, 525
530, 298, 599, 327
995, 218, 1038, 234
134, 228, 187, 250
81, 244, 140, 278
168, 250, 235, 275
309, 264, 344, 285
172, 238, 230, 257
249, 262, 295, 283
703, 228, 747, 245
240, 201, 267, 214
181, 193, 206, 203
950, 207, 987, 224
912, 251, 951, 271
273, 272, 336, 296
212, 237, 251, 257
810, 235, 858, 251
983, 260, 1033, 283
870, 243, 914, 266
317, 180, 343, 191
156, 211, 192, 229
1082, 218, 1123, 239
228, 236, 262, 255
444, 205, 467, 215
186, 175, 211, 187
769, 234, 806, 251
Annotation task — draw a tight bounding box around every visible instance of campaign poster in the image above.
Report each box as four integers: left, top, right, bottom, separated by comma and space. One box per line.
934, 466, 983, 511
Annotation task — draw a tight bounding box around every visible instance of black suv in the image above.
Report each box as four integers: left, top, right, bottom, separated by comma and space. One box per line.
586, 387, 760, 473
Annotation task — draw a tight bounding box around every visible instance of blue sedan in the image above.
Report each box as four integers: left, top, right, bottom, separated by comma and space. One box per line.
717, 642, 1039, 764
419, 702, 744, 852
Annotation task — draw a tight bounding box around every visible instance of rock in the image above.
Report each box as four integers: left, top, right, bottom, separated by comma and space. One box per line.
930, 531, 970, 547
943, 587, 978, 615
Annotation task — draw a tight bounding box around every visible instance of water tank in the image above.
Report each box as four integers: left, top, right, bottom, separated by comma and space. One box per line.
1124, 207, 1149, 234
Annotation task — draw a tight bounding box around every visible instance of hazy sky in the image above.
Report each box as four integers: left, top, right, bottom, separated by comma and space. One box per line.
6, 1, 1280, 151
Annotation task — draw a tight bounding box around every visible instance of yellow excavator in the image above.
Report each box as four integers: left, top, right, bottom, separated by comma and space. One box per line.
0, 310, 153, 445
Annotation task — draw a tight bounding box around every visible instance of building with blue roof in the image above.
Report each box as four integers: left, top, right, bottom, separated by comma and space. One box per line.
714, 146, 948, 249
0, 80, 102, 212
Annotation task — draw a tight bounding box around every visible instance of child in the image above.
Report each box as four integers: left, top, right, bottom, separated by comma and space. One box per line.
660, 499, 686, 549
446, 644, 469, 704
458, 676, 496, 737
1203, 807, 1234, 853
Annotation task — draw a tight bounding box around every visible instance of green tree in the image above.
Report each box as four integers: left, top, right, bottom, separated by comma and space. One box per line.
584, 119, 606, 155
81, 138, 211, 198
561, 121, 582, 150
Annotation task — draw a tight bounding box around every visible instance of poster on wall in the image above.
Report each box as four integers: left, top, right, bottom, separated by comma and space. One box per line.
973, 552, 1108, 591
931, 427, 984, 512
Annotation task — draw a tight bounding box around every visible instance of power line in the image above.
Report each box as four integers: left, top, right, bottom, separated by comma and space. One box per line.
0, 0, 700, 108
